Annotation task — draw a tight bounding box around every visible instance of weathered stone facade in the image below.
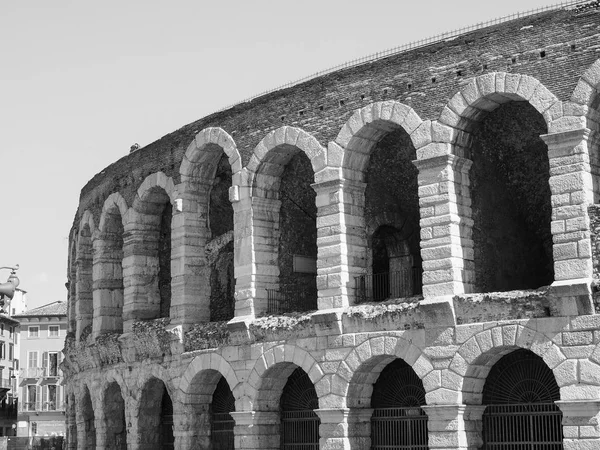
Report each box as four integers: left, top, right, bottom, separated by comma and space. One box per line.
65, 3, 600, 449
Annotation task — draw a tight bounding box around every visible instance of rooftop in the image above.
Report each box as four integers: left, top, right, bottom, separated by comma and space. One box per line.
13, 301, 67, 318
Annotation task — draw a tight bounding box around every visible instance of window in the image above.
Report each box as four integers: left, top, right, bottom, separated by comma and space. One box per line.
26, 385, 37, 411
48, 326, 59, 338
8, 327, 12, 339
46, 385, 57, 411
28, 327, 39, 338
27, 352, 38, 369
8, 344, 13, 361
0, 343, 5, 360
45, 353, 59, 377
1, 324, 4, 335
31, 422, 37, 435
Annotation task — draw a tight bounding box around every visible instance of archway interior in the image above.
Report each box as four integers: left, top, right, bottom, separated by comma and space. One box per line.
208, 153, 235, 321
98, 206, 124, 333
589, 93, 600, 202
139, 378, 174, 450
482, 349, 562, 448
278, 151, 317, 312
280, 367, 320, 449
370, 359, 428, 450
104, 382, 127, 450
362, 128, 421, 303
210, 376, 235, 450
470, 102, 553, 292
81, 387, 96, 449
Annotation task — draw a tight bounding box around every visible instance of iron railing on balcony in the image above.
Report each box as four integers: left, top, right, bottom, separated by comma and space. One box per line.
371, 407, 429, 450
355, 268, 422, 303
483, 403, 563, 449
266, 287, 317, 315
19, 401, 64, 413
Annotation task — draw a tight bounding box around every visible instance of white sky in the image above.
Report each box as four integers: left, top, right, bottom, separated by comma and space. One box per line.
0, 0, 571, 309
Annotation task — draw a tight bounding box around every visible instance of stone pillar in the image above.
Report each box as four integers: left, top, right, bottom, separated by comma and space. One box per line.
75, 246, 93, 342
315, 408, 373, 450
556, 400, 600, 450
312, 174, 367, 308
92, 236, 124, 338
231, 179, 255, 319
75, 407, 96, 450
66, 395, 77, 450
422, 404, 485, 450
249, 196, 282, 316
542, 128, 595, 315
122, 214, 161, 331
231, 411, 280, 450
414, 154, 473, 305
169, 184, 211, 329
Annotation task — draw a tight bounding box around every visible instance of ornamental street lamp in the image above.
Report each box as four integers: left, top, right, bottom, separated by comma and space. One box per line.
0, 265, 20, 313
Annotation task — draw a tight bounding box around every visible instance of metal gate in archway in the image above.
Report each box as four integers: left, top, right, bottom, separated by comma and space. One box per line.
371, 359, 429, 450
210, 376, 236, 450
280, 367, 320, 450
482, 349, 563, 450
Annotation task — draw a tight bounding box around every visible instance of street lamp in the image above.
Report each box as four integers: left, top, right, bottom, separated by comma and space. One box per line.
0, 265, 19, 313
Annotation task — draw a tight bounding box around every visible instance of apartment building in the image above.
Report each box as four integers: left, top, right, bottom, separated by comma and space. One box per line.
0, 314, 19, 437
14, 301, 67, 439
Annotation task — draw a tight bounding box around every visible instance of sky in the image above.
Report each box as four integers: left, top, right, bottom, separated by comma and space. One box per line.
0, 0, 576, 309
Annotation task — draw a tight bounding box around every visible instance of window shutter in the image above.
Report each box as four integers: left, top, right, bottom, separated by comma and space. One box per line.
42, 386, 48, 411
42, 352, 48, 376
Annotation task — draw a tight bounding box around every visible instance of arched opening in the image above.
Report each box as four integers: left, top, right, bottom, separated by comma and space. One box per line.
208, 153, 235, 321
76, 225, 93, 340
359, 128, 422, 303
158, 201, 172, 318
139, 378, 174, 450
94, 205, 124, 335
280, 367, 320, 450
104, 382, 127, 449
210, 376, 235, 450
80, 387, 95, 449
470, 102, 553, 292
370, 359, 428, 450
254, 145, 317, 315
482, 349, 562, 449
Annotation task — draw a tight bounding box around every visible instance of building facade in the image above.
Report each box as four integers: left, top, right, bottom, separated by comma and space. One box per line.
15, 302, 67, 440
65, 3, 600, 450
0, 314, 20, 438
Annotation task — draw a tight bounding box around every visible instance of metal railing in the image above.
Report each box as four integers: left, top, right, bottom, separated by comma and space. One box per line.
211, 412, 235, 450
210, 1, 591, 117
281, 410, 320, 450
371, 407, 429, 450
355, 269, 422, 303
0, 378, 13, 389
483, 403, 563, 449
19, 401, 65, 412
267, 287, 317, 315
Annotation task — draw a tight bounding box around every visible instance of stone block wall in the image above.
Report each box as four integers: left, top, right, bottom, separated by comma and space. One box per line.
64, 4, 600, 450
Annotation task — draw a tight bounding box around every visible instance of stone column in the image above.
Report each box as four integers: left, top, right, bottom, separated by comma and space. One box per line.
65, 395, 77, 450
556, 400, 600, 450
422, 404, 485, 450
315, 408, 373, 450
92, 235, 124, 338
231, 411, 280, 450
169, 184, 211, 329
414, 155, 473, 299
75, 247, 93, 342
122, 214, 161, 331
542, 128, 595, 315
312, 173, 367, 308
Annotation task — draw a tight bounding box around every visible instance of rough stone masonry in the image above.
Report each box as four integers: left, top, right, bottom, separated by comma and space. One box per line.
63, 3, 600, 449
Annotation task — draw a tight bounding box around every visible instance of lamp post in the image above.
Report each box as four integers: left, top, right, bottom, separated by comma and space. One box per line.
0, 265, 19, 314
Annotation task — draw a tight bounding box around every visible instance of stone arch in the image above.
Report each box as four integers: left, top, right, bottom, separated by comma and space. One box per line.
136, 371, 176, 450
345, 336, 434, 408
75, 210, 95, 341
178, 128, 239, 324
99, 378, 128, 450
67, 236, 77, 334
94, 193, 129, 337
76, 382, 96, 450
246, 126, 327, 188
334, 101, 424, 179
124, 172, 176, 325
448, 324, 569, 405
178, 354, 240, 449
180, 127, 242, 181
570, 58, 600, 109
439, 72, 559, 157
244, 127, 325, 315
248, 344, 325, 411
